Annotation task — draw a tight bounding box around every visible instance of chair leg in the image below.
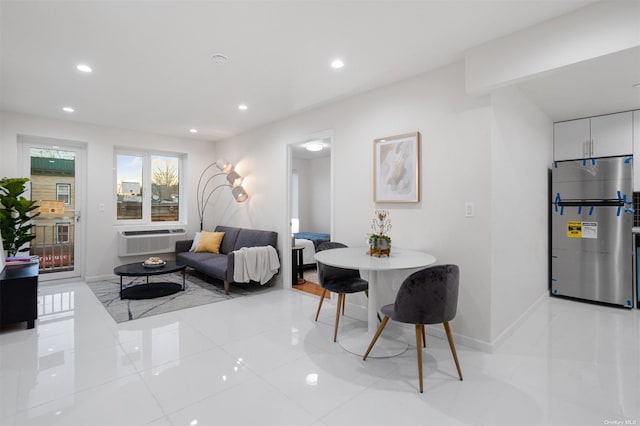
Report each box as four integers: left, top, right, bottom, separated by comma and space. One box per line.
421, 324, 426, 348
314, 289, 328, 321
416, 324, 424, 393
363, 316, 390, 360
443, 322, 463, 381
334, 294, 344, 342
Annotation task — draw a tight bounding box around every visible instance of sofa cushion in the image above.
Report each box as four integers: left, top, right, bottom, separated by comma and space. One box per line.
194, 231, 225, 253
234, 228, 277, 251
176, 251, 228, 280
214, 225, 241, 255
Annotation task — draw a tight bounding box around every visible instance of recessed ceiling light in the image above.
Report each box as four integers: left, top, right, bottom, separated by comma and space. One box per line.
305, 142, 323, 152
238, 104, 248, 111
189, 129, 198, 133
211, 54, 229, 64
331, 59, 344, 69
633, 82, 640, 88
62, 107, 74, 113
76, 64, 92, 73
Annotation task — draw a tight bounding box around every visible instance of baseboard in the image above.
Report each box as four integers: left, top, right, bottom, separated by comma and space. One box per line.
425, 325, 493, 353
489, 291, 548, 350
85, 274, 116, 283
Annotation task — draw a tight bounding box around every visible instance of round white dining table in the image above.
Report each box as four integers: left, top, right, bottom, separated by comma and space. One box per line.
314, 247, 436, 357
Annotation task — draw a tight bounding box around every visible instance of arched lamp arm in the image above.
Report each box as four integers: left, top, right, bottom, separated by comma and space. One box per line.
200, 183, 231, 231
196, 163, 220, 220
197, 171, 226, 225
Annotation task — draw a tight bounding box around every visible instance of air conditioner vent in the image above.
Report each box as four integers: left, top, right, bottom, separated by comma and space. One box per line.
117, 229, 186, 257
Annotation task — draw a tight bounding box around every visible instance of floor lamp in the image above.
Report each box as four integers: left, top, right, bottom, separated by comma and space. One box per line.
197, 158, 248, 231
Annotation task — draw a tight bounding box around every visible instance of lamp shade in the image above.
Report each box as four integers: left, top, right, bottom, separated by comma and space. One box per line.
215, 158, 234, 173
232, 185, 248, 202
226, 171, 243, 187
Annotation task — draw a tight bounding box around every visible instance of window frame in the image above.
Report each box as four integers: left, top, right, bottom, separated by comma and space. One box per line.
55, 222, 70, 244
114, 148, 186, 226
56, 183, 71, 205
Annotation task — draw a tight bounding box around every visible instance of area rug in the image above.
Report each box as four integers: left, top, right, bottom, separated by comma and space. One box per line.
87, 272, 261, 323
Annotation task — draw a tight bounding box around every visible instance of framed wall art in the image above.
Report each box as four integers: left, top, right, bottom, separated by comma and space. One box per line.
373, 132, 420, 203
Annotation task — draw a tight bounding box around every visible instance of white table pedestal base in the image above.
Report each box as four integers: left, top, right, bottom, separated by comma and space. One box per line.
338, 330, 408, 358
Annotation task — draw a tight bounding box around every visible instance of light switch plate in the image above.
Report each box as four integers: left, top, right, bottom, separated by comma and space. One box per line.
465, 202, 474, 217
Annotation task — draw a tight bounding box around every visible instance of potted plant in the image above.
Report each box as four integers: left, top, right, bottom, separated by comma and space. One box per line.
0, 177, 40, 257
368, 209, 392, 257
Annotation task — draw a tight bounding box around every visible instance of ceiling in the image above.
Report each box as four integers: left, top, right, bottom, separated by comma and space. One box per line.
2, 0, 622, 144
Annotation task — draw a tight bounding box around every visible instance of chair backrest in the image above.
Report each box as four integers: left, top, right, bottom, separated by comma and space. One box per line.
316, 242, 360, 285
391, 264, 459, 325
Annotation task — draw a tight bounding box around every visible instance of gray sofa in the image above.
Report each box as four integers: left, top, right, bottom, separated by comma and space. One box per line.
175, 225, 278, 294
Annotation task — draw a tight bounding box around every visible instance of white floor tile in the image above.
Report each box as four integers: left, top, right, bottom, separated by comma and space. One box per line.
7, 374, 164, 426
167, 376, 314, 426
140, 347, 257, 414
1, 280, 638, 426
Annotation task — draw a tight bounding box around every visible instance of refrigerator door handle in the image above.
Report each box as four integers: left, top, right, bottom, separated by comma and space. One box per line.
558, 200, 624, 207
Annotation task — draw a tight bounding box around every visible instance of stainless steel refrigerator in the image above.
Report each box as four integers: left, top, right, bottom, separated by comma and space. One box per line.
551, 156, 634, 308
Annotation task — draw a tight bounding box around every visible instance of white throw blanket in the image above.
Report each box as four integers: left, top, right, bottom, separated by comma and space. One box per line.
232, 246, 280, 284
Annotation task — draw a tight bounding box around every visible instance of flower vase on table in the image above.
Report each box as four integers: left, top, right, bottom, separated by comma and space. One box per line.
368, 209, 391, 257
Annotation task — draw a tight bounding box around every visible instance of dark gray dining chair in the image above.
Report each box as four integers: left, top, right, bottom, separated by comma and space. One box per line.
363, 264, 463, 393
314, 242, 369, 342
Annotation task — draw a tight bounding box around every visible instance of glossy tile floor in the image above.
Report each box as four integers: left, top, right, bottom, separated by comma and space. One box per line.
1, 280, 638, 426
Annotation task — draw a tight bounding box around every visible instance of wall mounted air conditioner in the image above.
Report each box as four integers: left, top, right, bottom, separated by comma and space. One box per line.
117, 228, 186, 257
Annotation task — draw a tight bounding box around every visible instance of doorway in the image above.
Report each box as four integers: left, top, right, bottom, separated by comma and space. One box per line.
19, 135, 86, 281
287, 130, 333, 296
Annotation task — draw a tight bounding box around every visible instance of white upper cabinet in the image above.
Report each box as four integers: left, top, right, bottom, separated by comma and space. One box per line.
554, 111, 633, 161
553, 118, 590, 161
591, 112, 633, 158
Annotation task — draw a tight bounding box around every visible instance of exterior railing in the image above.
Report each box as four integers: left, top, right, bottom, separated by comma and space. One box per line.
31, 224, 75, 273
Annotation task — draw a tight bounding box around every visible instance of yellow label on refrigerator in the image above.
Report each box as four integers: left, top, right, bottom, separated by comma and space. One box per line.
567, 221, 582, 238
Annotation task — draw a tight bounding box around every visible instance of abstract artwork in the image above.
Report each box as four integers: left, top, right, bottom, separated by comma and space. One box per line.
373, 132, 420, 202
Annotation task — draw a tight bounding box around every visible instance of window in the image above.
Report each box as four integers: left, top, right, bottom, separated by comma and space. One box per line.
56, 183, 71, 205
55, 223, 70, 244
115, 150, 183, 223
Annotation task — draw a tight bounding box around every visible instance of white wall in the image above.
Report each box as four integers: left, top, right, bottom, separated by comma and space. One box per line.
291, 156, 330, 234
489, 86, 553, 343
212, 62, 498, 346
308, 156, 330, 233
291, 158, 310, 230
0, 111, 214, 280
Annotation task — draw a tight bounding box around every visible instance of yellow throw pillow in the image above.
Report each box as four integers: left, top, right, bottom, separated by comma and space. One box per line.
194, 231, 225, 253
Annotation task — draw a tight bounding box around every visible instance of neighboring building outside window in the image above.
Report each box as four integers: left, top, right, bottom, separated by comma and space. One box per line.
115, 150, 184, 224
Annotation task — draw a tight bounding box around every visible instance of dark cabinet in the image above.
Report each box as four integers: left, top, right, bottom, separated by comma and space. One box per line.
1, 263, 38, 329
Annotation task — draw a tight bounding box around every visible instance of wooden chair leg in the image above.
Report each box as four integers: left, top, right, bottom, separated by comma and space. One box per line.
443, 322, 463, 381
223, 280, 230, 295
416, 324, 424, 393
334, 294, 344, 342
422, 324, 426, 348
363, 316, 390, 360
314, 289, 328, 321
